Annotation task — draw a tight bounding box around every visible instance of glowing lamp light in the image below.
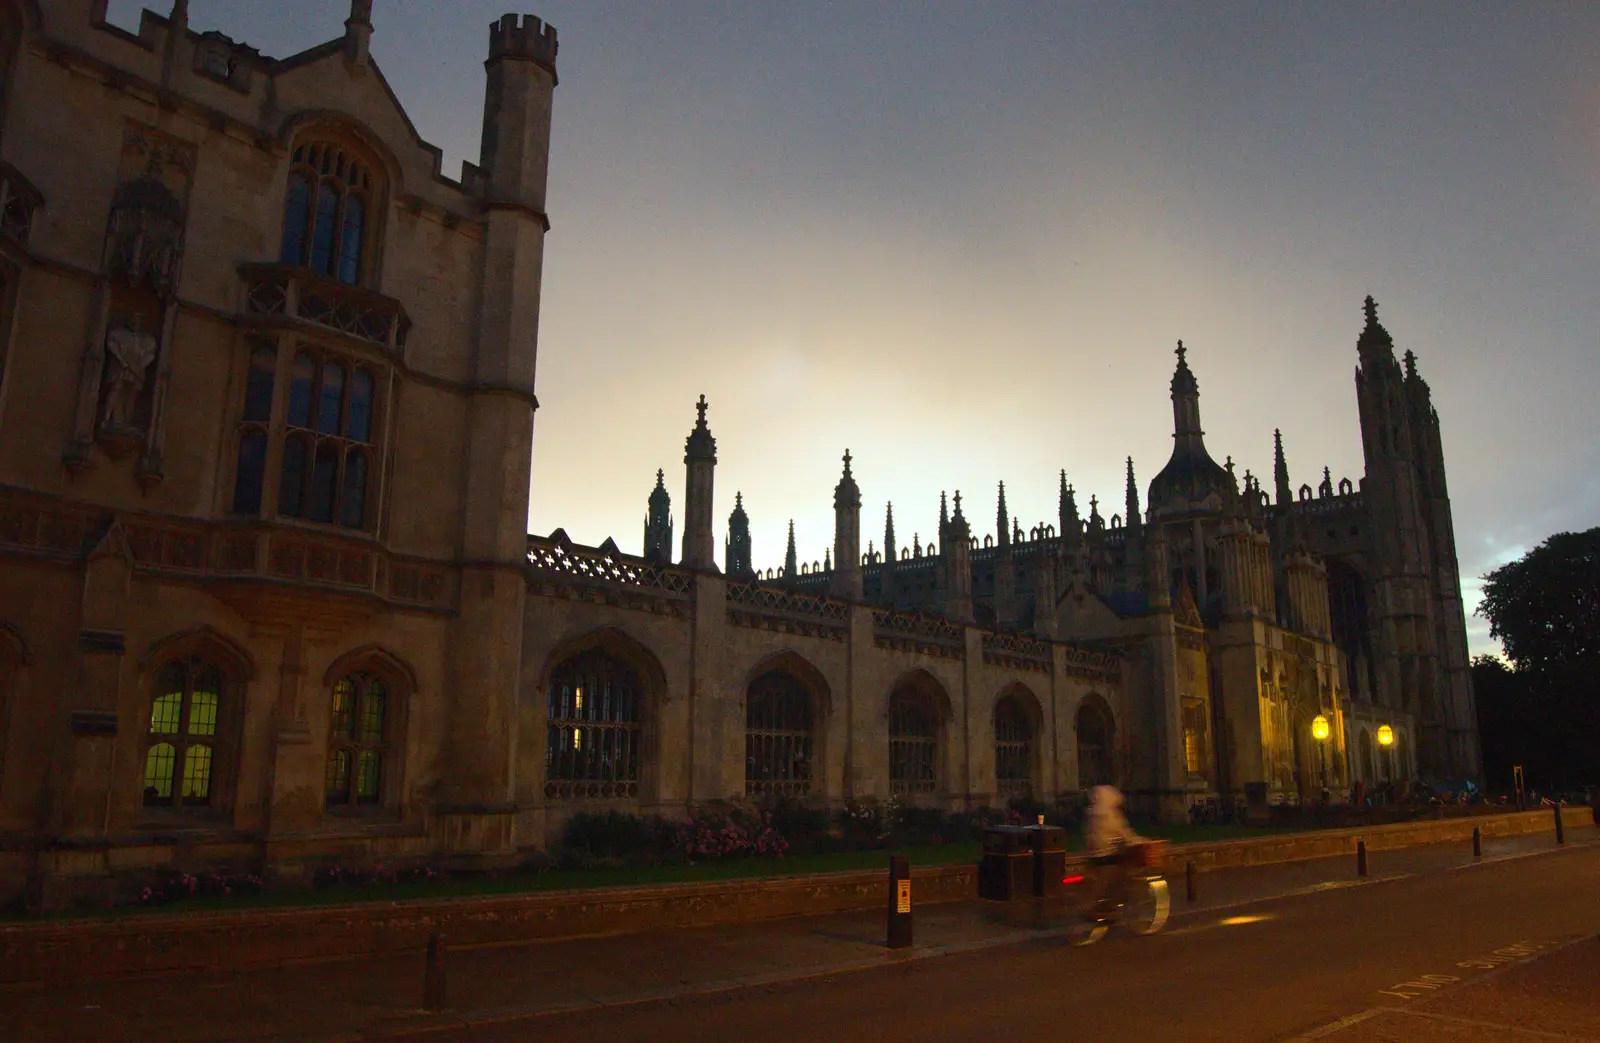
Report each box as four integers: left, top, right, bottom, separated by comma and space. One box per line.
1311, 714, 1330, 741
1377, 725, 1394, 747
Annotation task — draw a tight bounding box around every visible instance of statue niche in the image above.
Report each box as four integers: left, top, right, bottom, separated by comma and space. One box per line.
66, 124, 194, 481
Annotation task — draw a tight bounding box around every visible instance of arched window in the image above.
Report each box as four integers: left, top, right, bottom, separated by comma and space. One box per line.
545, 649, 642, 799
889, 688, 938, 797
1077, 698, 1115, 790
279, 139, 378, 286
325, 671, 391, 808
231, 343, 275, 516
994, 696, 1033, 799
142, 659, 226, 810
270, 347, 377, 530
746, 671, 812, 798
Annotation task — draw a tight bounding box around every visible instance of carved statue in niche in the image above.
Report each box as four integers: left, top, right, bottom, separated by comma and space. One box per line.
98, 312, 157, 435
65, 123, 195, 480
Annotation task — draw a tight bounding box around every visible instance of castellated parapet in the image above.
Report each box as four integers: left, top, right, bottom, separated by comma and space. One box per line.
489, 13, 559, 74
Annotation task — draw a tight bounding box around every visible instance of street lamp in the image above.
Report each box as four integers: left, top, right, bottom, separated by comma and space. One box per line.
1311, 715, 1330, 794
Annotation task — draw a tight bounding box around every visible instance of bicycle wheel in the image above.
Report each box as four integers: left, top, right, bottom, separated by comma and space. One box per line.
1122, 876, 1170, 936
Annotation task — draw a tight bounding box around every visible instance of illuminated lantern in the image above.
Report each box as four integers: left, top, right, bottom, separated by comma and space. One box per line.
1311, 714, 1330, 741
1377, 724, 1394, 747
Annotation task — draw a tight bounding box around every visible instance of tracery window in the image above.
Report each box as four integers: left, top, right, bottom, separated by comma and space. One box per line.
325, 671, 390, 808
994, 696, 1033, 799
279, 140, 376, 287
142, 658, 226, 810
746, 671, 812, 798
1076, 698, 1114, 790
231, 342, 379, 530
1182, 699, 1208, 777
545, 650, 641, 799
889, 690, 937, 797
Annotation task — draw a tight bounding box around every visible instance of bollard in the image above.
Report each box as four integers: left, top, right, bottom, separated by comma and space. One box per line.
887, 854, 912, 949
1185, 860, 1197, 903
1554, 804, 1565, 846
1356, 840, 1368, 878
424, 931, 447, 1012
1472, 826, 1481, 858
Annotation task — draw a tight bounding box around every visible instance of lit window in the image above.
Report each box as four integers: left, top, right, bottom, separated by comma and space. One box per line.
546, 651, 642, 799
142, 659, 226, 810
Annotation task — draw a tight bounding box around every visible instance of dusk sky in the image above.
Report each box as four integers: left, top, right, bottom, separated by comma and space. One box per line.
111, 2, 1600, 656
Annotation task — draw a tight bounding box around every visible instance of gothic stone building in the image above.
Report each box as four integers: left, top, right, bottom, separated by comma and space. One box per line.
0, 2, 1479, 907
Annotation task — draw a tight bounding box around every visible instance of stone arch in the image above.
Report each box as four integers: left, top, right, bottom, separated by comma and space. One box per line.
536, 627, 669, 802
993, 682, 1044, 801
1075, 692, 1116, 790
887, 668, 953, 799
274, 110, 406, 196
321, 645, 417, 813
743, 650, 831, 799
141, 625, 256, 681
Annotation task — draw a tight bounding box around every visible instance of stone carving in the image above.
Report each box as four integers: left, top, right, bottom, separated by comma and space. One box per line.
98, 314, 157, 433
104, 174, 184, 295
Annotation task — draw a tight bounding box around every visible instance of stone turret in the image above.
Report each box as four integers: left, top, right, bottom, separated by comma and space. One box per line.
725, 492, 752, 581
681, 396, 717, 570
1148, 342, 1233, 517
643, 469, 672, 565
994, 481, 1016, 627
1059, 471, 1082, 552
831, 451, 862, 599
944, 491, 973, 622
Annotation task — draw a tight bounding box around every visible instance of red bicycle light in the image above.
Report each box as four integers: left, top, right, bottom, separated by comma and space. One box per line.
1062, 874, 1085, 885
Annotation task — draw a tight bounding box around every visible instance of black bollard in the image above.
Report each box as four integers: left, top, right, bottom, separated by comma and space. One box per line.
424, 931, 447, 1012
1554, 804, 1565, 846
1185, 860, 1197, 903
1356, 840, 1368, 878
1472, 826, 1481, 858
887, 855, 912, 949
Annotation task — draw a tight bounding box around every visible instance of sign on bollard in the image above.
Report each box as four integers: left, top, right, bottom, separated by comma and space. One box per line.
887, 855, 912, 949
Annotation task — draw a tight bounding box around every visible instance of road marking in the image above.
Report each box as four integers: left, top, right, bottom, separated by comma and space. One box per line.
1380, 939, 1549, 1000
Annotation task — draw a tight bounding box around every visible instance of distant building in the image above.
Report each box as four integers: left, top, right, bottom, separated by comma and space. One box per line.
0, 1, 1477, 910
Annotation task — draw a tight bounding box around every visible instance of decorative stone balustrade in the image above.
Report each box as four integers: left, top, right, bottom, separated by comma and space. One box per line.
872, 609, 965, 659
982, 630, 1051, 674
240, 262, 410, 351
726, 582, 848, 641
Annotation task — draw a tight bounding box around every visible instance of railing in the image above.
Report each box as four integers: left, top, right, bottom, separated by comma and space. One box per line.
0, 491, 452, 610
525, 535, 694, 596
0, 162, 42, 246
982, 630, 1051, 673
872, 609, 966, 658
240, 263, 411, 351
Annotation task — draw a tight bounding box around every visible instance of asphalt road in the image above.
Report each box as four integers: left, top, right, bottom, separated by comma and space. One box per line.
447, 844, 1600, 1043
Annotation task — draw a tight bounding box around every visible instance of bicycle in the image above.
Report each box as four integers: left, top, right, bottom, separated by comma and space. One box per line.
1063, 839, 1171, 946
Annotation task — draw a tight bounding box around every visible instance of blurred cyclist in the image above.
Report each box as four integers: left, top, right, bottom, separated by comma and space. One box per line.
1084, 784, 1143, 920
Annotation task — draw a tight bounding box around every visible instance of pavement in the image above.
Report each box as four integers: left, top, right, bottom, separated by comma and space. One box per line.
3, 826, 1596, 1042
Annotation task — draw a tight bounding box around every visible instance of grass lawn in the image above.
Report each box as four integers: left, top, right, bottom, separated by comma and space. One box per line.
6, 822, 1311, 922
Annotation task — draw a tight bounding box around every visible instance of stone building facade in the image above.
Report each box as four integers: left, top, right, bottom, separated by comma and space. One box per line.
0, 2, 1478, 908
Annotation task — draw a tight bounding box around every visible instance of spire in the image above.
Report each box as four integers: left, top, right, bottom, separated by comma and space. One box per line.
783, 519, 798, 580
685, 394, 716, 461
1088, 494, 1104, 534
1403, 349, 1418, 381
1274, 429, 1291, 506
833, 449, 861, 508
1124, 457, 1141, 530
824, 548, 832, 571
884, 502, 897, 564
996, 481, 1010, 548
950, 490, 967, 533
939, 491, 949, 540
1357, 294, 1395, 364
1060, 470, 1081, 549
1170, 339, 1198, 396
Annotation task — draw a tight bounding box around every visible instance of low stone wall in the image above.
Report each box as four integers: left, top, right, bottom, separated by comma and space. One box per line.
1176, 806, 1591, 872
0, 808, 1586, 986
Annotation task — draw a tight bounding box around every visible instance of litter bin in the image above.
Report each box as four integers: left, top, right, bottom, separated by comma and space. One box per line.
1031, 824, 1067, 898
978, 826, 1033, 901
